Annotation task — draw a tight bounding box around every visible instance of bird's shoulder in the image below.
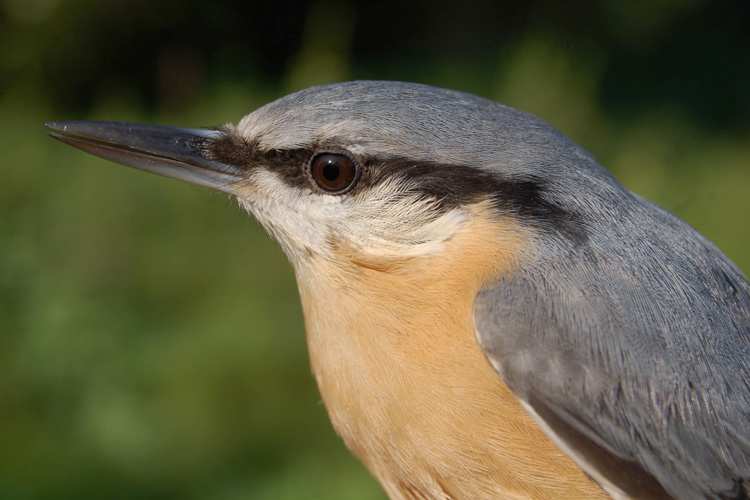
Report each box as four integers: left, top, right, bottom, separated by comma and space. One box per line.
474, 193, 750, 499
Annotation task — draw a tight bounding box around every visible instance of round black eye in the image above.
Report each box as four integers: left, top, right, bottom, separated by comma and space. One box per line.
309, 153, 358, 193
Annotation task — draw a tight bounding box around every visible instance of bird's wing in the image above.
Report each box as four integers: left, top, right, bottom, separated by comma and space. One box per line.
474, 199, 750, 500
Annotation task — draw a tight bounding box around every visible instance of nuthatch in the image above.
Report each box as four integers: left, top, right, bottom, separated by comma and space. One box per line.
47, 81, 750, 499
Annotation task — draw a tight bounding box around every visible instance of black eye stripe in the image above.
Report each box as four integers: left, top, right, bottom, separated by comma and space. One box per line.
205, 135, 584, 243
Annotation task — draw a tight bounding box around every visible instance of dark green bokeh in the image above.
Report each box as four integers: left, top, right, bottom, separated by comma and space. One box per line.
1, 1, 748, 499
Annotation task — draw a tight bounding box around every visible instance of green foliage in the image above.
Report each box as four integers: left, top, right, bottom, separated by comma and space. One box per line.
0, 1, 748, 498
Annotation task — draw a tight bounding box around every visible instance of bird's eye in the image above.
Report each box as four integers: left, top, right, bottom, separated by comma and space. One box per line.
308, 153, 359, 193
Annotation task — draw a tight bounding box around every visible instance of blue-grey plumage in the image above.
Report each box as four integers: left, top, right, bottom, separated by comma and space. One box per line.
475, 163, 750, 498
47, 81, 750, 499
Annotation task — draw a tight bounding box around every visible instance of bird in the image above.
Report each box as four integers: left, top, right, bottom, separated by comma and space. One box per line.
46, 81, 750, 500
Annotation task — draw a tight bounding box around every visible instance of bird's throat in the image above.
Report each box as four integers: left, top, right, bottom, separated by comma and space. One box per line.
296, 205, 609, 499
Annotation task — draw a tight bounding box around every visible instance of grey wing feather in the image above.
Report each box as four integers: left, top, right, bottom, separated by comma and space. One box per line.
475, 189, 750, 499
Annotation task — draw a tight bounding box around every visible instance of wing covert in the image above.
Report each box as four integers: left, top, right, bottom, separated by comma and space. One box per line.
474, 198, 750, 500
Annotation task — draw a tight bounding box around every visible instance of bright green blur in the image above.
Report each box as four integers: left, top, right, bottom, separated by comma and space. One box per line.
1, 1, 748, 499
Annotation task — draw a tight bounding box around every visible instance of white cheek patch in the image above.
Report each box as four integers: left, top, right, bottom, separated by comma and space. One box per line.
338, 176, 469, 259
237, 169, 469, 265
237, 169, 340, 260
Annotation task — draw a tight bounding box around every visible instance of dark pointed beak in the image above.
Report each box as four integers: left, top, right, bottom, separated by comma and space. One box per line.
45, 120, 244, 194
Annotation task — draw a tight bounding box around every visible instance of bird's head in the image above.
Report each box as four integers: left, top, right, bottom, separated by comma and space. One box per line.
47, 81, 598, 281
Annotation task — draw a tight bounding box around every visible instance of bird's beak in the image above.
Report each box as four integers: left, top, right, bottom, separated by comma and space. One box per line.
45, 120, 244, 194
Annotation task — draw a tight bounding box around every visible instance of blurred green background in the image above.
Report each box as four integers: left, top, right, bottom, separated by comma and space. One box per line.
1, 1, 749, 499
